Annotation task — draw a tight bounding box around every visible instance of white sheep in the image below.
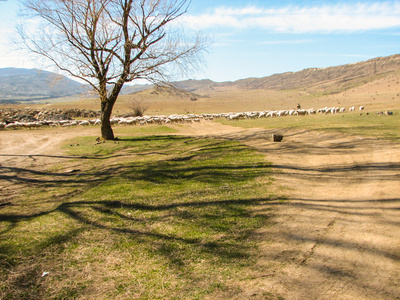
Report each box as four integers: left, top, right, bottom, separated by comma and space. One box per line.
297, 109, 307, 116
246, 112, 259, 119
5, 123, 21, 130
258, 111, 267, 118
229, 113, 242, 121
59, 120, 70, 125
79, 120, 90, 126
109, 118, 120, 125
307, 108, 316, 115
24, 122, 42, 129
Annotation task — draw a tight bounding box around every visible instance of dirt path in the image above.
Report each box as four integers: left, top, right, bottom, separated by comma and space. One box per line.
177, 122, 400, 299
1, 123, 399, 299
0, 127, 98, 202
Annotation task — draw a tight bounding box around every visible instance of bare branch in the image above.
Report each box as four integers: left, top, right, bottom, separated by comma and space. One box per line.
18, 0, 208, 139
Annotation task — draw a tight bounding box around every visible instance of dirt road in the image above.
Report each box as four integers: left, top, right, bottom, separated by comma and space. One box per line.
175, 122, 400, 299
1, 123, 399, 299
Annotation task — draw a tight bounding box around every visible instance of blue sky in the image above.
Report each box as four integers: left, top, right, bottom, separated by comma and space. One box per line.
1, 0, 400, 82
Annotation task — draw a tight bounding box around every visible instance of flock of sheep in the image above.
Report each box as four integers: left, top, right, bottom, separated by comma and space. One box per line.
0, 105, 369, 130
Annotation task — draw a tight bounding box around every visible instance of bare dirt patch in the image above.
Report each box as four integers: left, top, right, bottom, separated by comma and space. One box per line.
175, 122, 400, 299
0, 127, 98, 204
1, 123, 399, 299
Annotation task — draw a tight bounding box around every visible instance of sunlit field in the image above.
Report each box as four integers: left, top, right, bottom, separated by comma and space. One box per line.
1, 67, 400, 299
217, 109, 400, 141
0, 126, 277, 299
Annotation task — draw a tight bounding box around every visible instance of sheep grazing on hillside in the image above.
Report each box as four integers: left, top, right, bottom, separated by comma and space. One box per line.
3, 104, 374, 131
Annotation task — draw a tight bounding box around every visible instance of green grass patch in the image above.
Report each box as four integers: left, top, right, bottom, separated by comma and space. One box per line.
0, 135, 276, 299
114, 125, 179, 136
217, 110, 400, 141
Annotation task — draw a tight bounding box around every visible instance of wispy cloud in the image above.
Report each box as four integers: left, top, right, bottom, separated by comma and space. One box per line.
258, 40, 314, 45
183, 2, 400, 33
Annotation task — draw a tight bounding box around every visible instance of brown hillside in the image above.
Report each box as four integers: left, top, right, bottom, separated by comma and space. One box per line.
4, 54, 400, 114
230, 54, 400, 90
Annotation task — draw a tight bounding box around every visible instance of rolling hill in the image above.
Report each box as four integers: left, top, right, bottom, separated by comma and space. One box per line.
0, 68, 86, 102
229, 54, 400, 90
1, 54, 400, 105
167, 54, 400, 93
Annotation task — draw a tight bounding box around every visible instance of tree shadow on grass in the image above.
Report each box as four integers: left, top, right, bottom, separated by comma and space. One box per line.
2, 194, 399, 298
0, 135, 276, 298
0, 197, 272, 256
0, 196, 273, 299
0, 165, 106, 186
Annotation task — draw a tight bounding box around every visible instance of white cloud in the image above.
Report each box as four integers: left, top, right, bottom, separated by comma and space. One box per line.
182, 2, 400, 33
214, 6, 264, 16
258, 40, 314, 45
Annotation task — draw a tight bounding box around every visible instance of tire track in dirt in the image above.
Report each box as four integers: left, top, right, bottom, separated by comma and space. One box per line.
0, 127, 98, 201
178, 122, 400, 299
300, 219, 336, 266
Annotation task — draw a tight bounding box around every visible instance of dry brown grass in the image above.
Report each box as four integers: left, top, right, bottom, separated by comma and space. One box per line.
5, 70, 400, 116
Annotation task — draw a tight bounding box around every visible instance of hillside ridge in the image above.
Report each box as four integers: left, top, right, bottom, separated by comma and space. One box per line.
1, 54, 400, 102
230, 54, 400, 90
0, 67, 86, 102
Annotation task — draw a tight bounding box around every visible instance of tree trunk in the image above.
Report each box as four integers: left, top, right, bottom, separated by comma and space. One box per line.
100, 99, 115, 140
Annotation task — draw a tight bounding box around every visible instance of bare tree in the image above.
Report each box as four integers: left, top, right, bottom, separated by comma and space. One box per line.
18, 0, 206, 140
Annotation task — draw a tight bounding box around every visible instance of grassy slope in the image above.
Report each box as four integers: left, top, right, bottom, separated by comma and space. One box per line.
0, 127, 278, 299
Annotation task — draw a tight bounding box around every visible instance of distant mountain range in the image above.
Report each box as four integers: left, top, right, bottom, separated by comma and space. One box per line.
1, 54, 400, 103
0, 68, 86, 102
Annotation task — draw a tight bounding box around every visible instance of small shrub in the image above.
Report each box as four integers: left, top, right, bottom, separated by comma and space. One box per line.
128, 97, 148, 117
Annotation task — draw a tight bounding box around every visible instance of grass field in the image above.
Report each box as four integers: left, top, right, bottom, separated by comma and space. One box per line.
0, 127, 278, 299
217, 110, 400, 142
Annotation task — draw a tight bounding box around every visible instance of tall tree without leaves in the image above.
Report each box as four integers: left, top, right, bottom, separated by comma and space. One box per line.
19, 0, 206, 140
